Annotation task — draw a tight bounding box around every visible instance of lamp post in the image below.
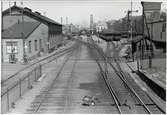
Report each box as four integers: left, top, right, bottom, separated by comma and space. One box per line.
21, 33, 27, 64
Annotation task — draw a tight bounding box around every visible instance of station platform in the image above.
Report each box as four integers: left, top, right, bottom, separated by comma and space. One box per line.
119, 61, 166, 112
127, 59, 166, 91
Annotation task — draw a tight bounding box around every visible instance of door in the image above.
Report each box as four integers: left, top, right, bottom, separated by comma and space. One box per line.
6, 41, 18, 63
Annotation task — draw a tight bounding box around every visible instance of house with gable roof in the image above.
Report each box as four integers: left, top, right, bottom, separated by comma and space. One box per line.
2, 2, 63, 63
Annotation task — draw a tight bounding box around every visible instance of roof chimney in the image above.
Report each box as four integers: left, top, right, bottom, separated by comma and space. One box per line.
14, 1, 16, 6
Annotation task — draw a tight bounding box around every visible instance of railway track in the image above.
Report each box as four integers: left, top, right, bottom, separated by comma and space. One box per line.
26, 48, 77, 113
2, 42, 76, 86
1, 43, 77, 95
26, 41, 120, 114
87, 44, 122, 114
26, 43, 85, 113
87, 36, 165, 114
24, 36, 165, 114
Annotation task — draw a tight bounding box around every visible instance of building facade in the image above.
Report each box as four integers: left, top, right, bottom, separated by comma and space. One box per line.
2, 4, 62, 63
95, 21, 108, 32
147, 20, 166, 47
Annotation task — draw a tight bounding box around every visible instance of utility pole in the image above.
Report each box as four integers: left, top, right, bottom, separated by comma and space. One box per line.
20, 1, 27, 64
127, 10, 138, 60
9, 1, 13, 63
141, 2, 145, 69
1, 0, 3, 62
126, 0, 138, 62
130, 0, 133, 61
126, 1, 138, 68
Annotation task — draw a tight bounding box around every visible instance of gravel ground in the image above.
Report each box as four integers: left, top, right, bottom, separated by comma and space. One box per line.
7, 42, 116, 114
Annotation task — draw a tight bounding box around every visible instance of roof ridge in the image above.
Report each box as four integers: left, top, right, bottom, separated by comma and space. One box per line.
3, 5, 62, 26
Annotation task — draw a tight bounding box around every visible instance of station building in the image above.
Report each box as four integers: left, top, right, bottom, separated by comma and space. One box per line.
147, 20, 166, 50
2, 3, 62, 63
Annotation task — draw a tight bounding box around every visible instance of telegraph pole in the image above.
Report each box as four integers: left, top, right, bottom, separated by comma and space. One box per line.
20, 1, 27, 64
127, 10, 138, 60
141, 2, 145, 69
130, 0, 133, 61
1, 0, 3, 62
126, 1, 138, 62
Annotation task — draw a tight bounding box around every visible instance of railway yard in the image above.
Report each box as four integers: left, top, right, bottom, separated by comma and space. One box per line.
1, 35, 166, 114
1, 0, 166, 114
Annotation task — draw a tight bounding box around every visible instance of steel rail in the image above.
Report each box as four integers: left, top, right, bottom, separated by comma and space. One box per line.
111, 60, 152, 114
96, 61, 122, 114
34, 47, 77, 113
63, 45, 81, 113
87, 39, 122, 114
117, 57, 166, 114
88, 37, 153, 114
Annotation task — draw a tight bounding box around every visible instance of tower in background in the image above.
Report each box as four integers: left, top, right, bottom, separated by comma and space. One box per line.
90, 14, 94, 34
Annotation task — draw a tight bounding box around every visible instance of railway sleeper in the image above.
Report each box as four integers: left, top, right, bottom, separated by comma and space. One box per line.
118, 72, 155, 103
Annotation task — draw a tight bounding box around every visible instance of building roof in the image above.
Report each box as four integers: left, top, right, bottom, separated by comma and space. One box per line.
2, 21, 40, 39
99, 29, 143, 42
3, 5, 62, 26
100, 29, 124, 36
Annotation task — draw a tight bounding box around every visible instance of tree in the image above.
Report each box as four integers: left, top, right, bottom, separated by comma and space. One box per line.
106, 15, 143, 35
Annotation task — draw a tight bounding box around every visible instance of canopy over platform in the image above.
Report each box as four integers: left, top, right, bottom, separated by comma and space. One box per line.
98, 29, 142, 42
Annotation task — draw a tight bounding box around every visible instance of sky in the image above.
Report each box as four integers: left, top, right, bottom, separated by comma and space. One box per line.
2, 0, 167, 27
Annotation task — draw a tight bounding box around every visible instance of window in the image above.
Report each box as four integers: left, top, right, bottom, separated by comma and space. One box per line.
6, 41, 18, 54
29, 41, 31, 53
34, 40, 38, 51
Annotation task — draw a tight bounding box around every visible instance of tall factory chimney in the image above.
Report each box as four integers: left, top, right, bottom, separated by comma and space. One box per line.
90, 14, 94, 34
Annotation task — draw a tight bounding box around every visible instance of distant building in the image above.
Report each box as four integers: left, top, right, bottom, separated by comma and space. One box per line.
69, 24, 80, 34
63, 24, 80, 35
2, 3, 62, 63
95, 21, 108, 32
62, 24, 69, 35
